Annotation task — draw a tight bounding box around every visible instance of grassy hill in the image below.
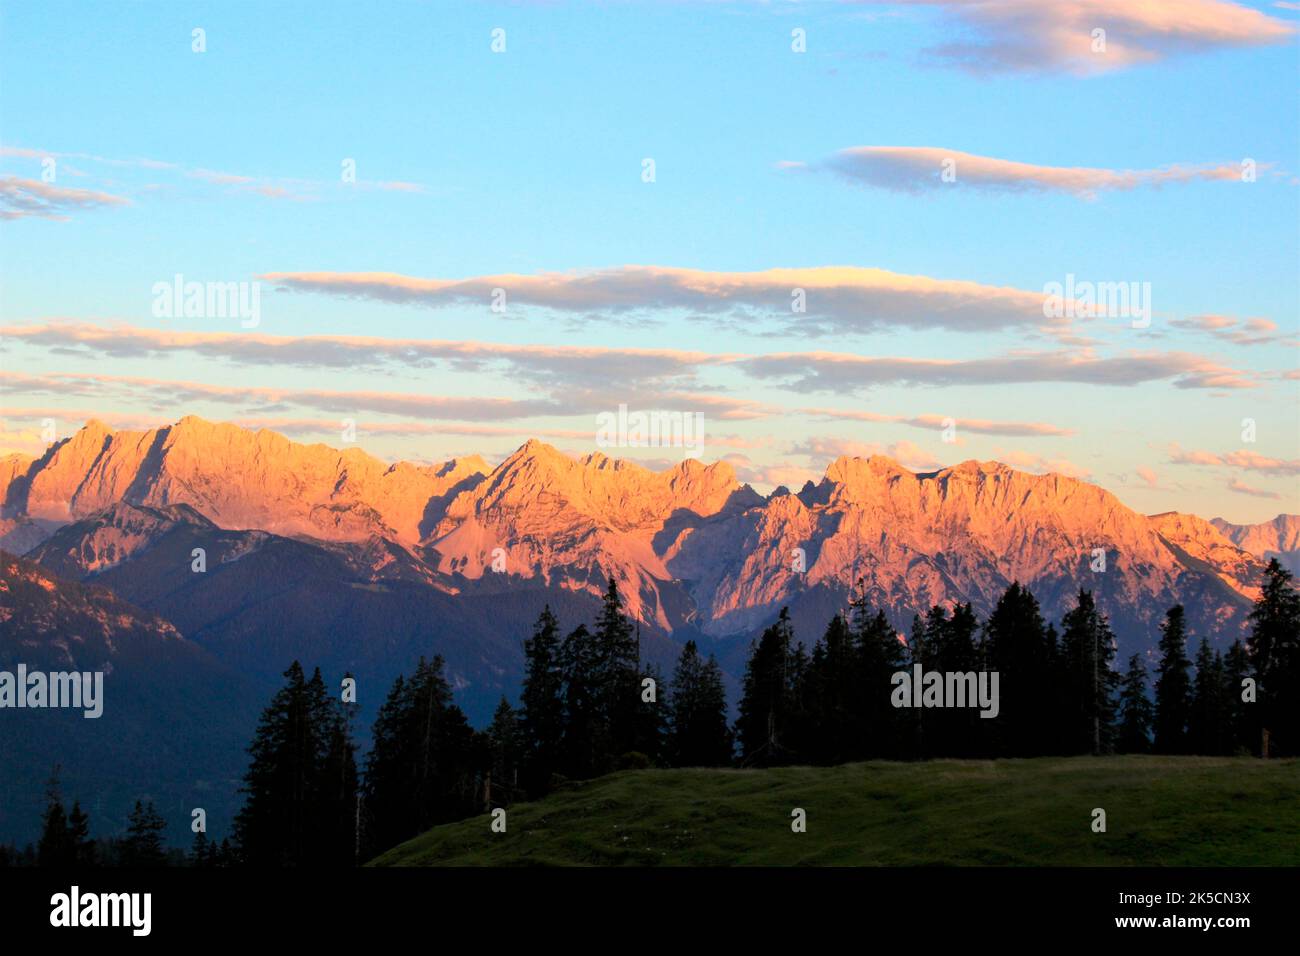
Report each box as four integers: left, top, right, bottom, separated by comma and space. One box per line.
371, 755, 1300, 866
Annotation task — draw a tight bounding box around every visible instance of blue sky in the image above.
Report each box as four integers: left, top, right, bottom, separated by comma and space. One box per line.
2, 0, 1298, 522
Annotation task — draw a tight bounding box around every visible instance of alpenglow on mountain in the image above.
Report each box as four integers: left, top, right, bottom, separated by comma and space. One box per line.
2, 417, 1291, 659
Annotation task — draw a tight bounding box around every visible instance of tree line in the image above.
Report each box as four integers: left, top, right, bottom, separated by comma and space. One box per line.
734, 561, 1297, 766
2, 773, 201, 868
6, 559, 1295, 867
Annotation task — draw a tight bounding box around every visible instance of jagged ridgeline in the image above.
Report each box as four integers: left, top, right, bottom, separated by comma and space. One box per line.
2, 417, 1296, 848
3, 417, 1294, 662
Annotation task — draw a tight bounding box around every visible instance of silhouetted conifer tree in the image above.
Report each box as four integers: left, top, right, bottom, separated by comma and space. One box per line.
518, 605, 565, 791
851, 592, 907, 759
628, 658, 668, 765
36, 776, 71, 867
189, 830, 216, 867
487, 697, 523, 797
1058, 590, 1119, 755
1117, 653, 1153, 754
909, 605, 982, 756
67, 801, 94, 867
945, 603, 982, 756
1189, 638, 1226, 755
1221, 638, 1256, 755
363, 656, 482, 858
122, 801, 167, 867
983, 582, 1057, 756
235, 661, 358, 866
316, 671, 359, 866
1248, 558, 1300, 756
558, 624, 602, 778
594, 577, 643, 763
905, 614, 929, 756
800, 614, 856, 763
1153, 605, 1193, 754
736, 608, 799, 764
668, 640, 732, 766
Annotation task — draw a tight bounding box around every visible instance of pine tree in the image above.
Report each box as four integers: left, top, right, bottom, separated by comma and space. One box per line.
362, 656, 484, 858
1058, 590, 1119, 755
668, 641, 731, 766
1247, 558, 1300, 756
234, 661, 310, 865
487, 697, 523, 799
593, 576, 642, 764
628, 658, 668, 765
1221, 639, 1256, 755
787, 637, 811, 757
36, 776, 71, 867
851, 594, 907, 759
983, 582, 1057, 756
1117, 654, 1153, 754
736, 608, 798, 765
906, 614, 928, 756
314, 670, 359, 866
943, 604, 981, 672
802, 614, 856, 763
122, 801, 167, 867
189, 830, 214, 867
363, 672, 407, 852
1247, 558, 1300, 680
919, 605, 948, 671
234, 661, 357, 866
67, 801, 94, 867
699, 654, 733, 763
1188, 638, 1226, 755
1153, 605, 1193, 754
668, 639, 703, 764
518, 605, 565, 791
945, 603, 982, 756
558, 624, 602, 778
404, 656, 479, 824
911, 605, 983, 756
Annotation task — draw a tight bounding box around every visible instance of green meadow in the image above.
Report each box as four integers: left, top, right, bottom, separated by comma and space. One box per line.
372, 755, 1300, 867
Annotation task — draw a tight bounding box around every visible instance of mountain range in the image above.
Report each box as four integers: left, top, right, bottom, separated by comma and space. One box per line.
2, 415, 1294, 844
3, 416, 1293, 651
0, 548, 260, 846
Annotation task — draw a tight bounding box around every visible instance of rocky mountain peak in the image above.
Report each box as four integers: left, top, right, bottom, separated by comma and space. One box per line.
1, 417, 1292, 652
